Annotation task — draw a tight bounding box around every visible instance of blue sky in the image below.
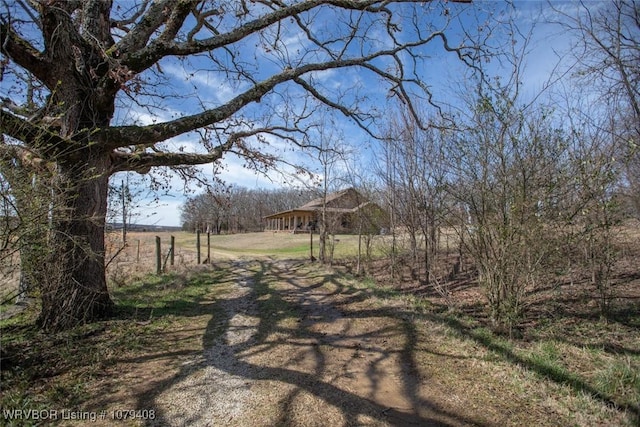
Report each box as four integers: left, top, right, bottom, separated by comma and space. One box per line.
108, 1, 584, 227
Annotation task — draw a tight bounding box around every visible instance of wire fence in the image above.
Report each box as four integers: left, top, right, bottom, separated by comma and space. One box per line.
106, 231, 216, 280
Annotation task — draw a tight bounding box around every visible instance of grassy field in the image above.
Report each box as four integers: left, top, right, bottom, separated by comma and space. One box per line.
1, 230, 639, 425
2, 230, 369, 301
106, 229, 462, 272
130, 230, 371, 258
104, 231, 383, 279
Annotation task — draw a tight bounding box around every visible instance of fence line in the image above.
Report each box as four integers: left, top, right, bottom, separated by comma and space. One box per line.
156, 233, 211, 274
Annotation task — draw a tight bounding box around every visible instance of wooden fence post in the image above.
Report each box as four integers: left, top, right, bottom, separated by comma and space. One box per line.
136, 239, 140, 263
155, 236, 161, 275
207, 232, 211, 263
196, 230, 201, 264
170, 235, 175, 266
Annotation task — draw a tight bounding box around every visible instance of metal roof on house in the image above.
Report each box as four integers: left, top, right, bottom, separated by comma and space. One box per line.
263, 188, 371, 219
298, 188, 363, 209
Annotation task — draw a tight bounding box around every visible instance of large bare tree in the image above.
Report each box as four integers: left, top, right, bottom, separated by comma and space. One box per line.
1, 0, 480, 330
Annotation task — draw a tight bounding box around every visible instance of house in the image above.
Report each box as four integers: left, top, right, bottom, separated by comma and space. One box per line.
263, 188, 385, 234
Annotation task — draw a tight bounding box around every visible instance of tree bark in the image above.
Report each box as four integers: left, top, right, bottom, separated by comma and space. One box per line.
319, 219, 327, 264
37, 155, 113, 331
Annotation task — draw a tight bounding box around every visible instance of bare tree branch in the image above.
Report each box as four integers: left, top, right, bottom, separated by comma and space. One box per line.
120, 0, 473, 72
111, 0, 176, 58
110, 126, 302, 173
0, 109, 68, 150
110, 0, 151, 29
0, 23, 49, 84
103, 33, 476, 148
111, 147, 228, 174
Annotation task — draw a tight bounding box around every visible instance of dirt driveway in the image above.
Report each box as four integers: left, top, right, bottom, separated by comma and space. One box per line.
131, 260, 471, 426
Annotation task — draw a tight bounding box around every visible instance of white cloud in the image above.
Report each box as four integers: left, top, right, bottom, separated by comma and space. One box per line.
161, 62, 240, 106
129, 110, 167, 126
143, 198, 184, 227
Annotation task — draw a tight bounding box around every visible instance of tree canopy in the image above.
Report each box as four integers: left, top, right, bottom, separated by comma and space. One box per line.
1, 0, 481, 173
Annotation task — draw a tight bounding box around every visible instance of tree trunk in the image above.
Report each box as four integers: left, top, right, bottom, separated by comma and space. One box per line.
423, 228, 431, 285
319, 213, 327, 264
356, 223, 362, 276
15, 202, 42, 303
319, 227, 327, 263
37, 155, 113, 331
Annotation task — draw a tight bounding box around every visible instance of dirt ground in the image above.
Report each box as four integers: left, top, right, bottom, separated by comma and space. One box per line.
86, 260, 458, 426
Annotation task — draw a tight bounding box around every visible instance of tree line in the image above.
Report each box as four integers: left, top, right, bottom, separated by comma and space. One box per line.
180, 185, 319, 234
375, 92, 638, 334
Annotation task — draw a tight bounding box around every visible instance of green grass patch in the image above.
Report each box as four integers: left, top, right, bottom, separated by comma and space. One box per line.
212, 242, 311, 257
111, 269, 226, 317
593, 356, 640, 407
205, 232, 388, 259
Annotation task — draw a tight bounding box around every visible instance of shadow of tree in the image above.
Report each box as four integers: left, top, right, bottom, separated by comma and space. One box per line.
433, 314, 640, 423
140, 260, 482, 426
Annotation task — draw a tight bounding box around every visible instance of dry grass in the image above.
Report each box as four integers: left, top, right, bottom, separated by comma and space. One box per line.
105, 230, 385, 279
